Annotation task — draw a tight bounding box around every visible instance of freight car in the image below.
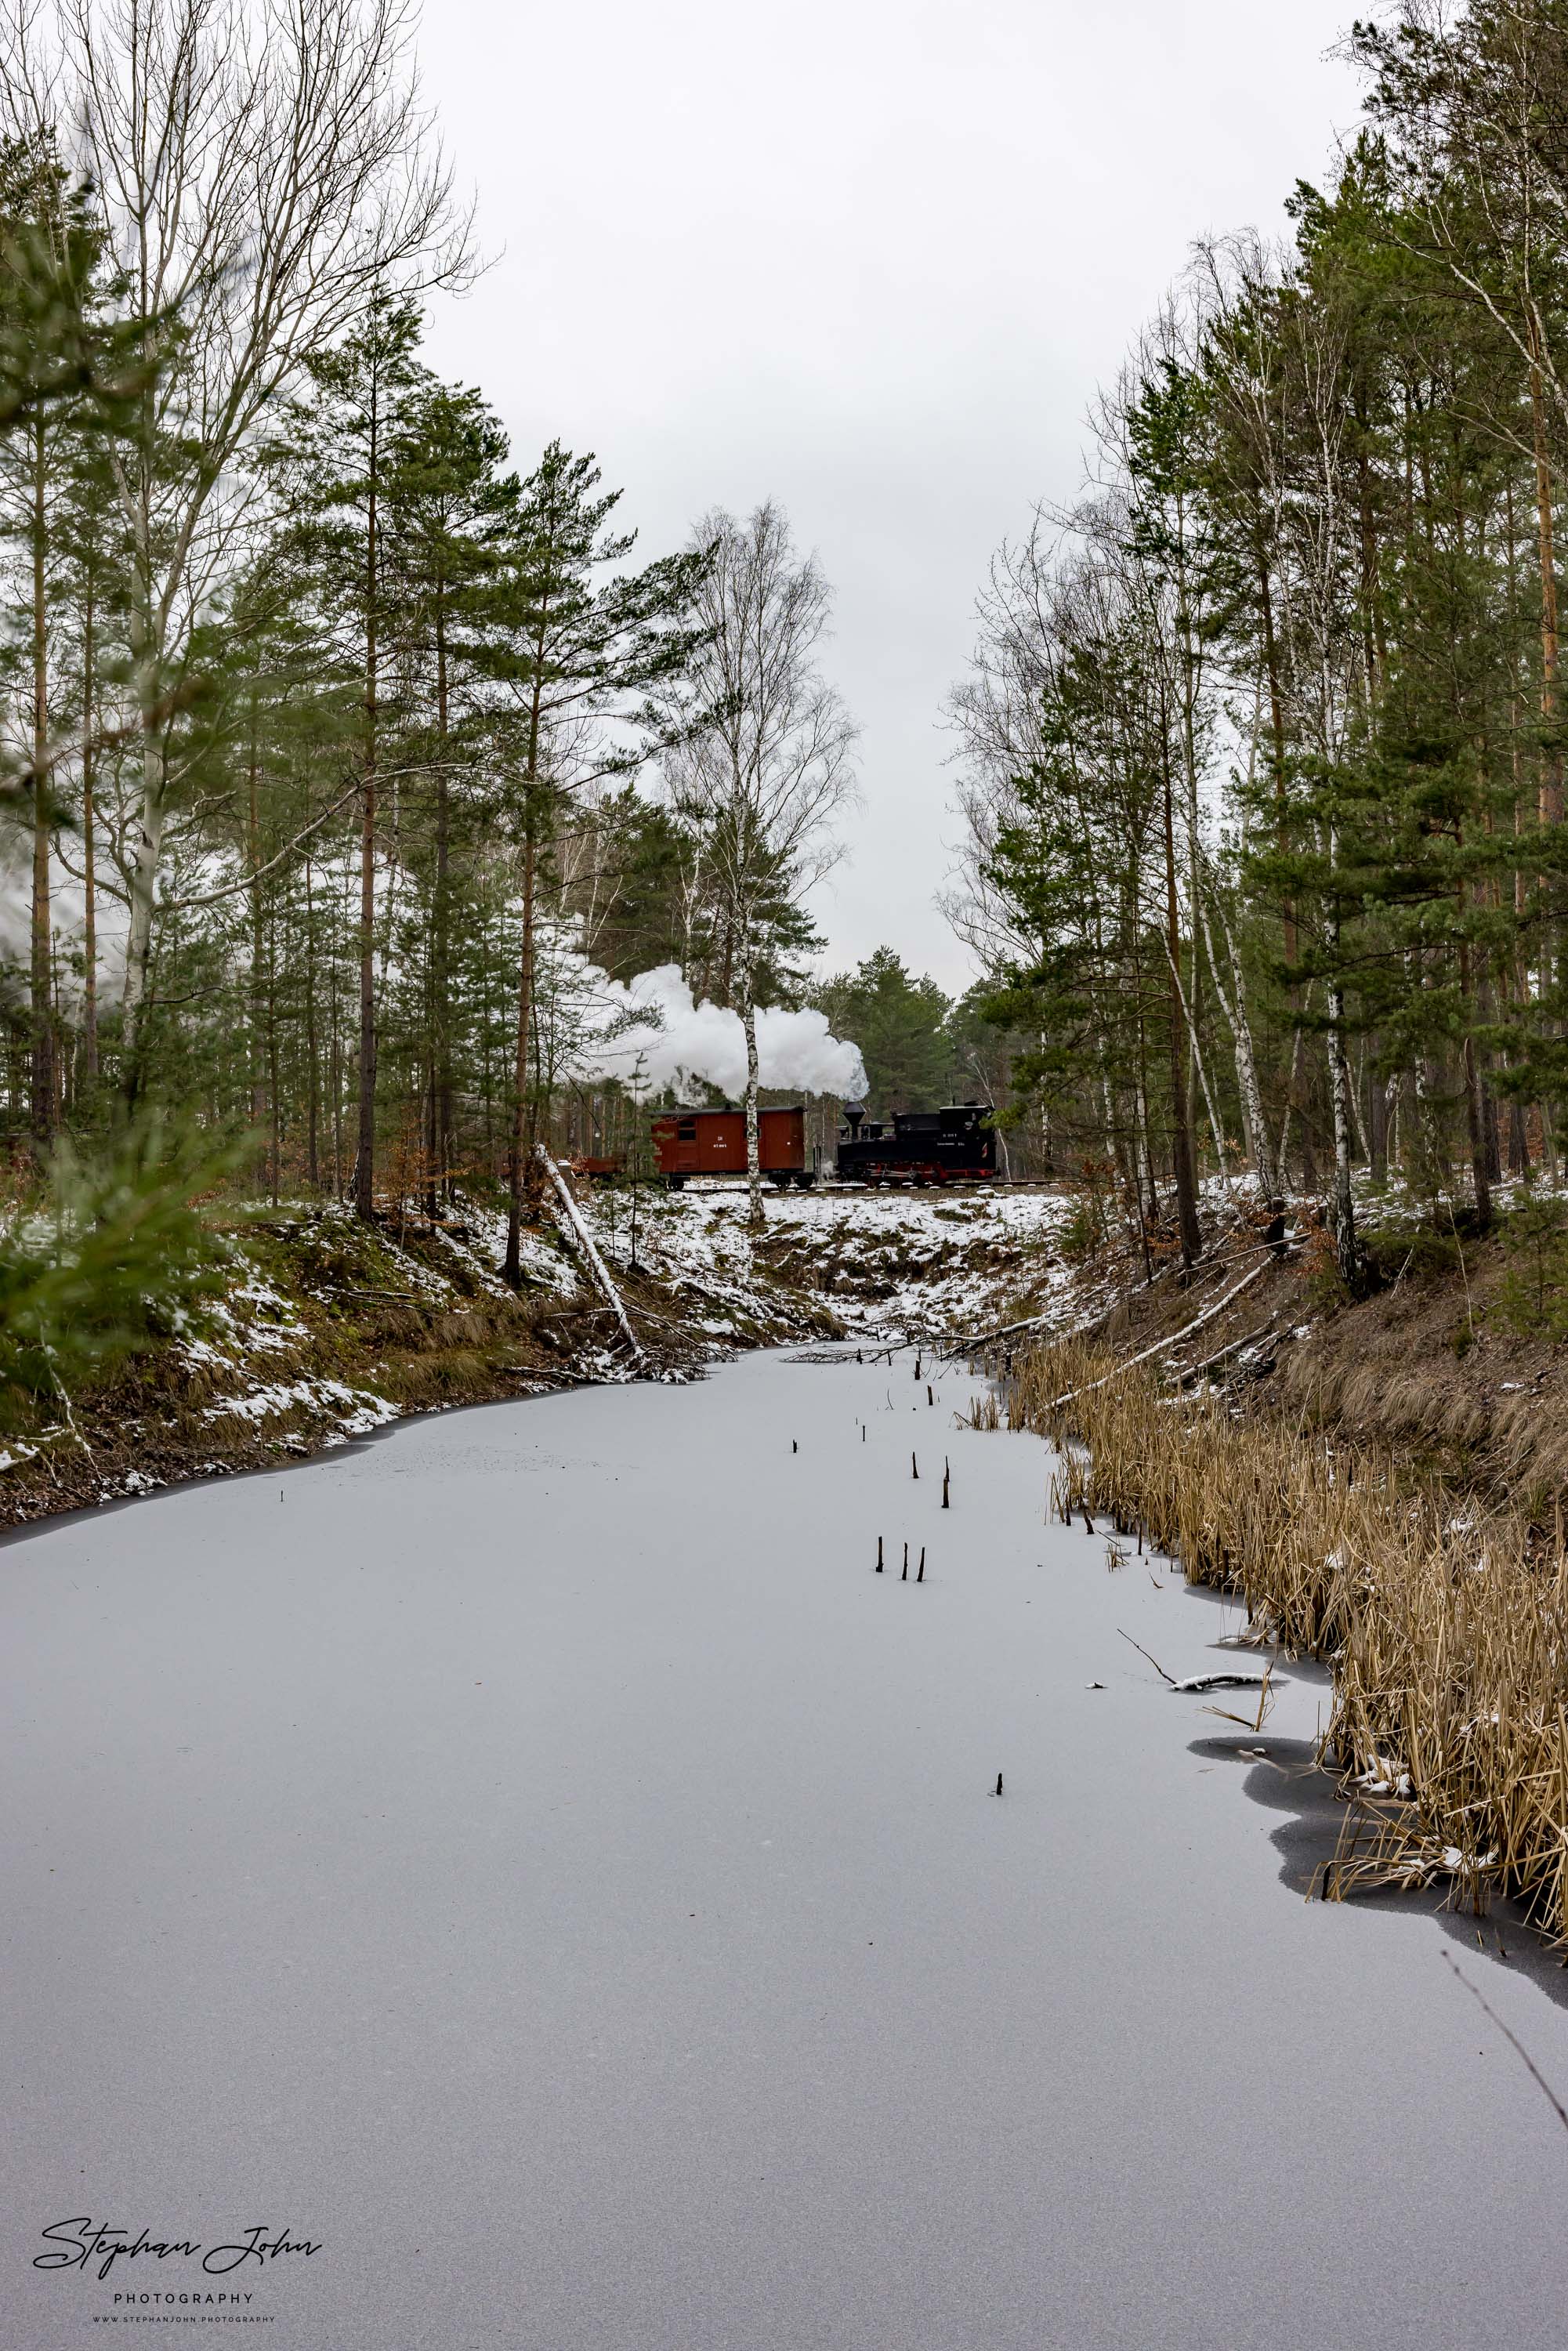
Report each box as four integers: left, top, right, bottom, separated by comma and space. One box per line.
835, 1101, 996, 1184
651, 1104, 813, 1190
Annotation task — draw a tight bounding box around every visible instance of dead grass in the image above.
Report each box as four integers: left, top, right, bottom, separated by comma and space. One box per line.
1002, 1334, 1568, 1945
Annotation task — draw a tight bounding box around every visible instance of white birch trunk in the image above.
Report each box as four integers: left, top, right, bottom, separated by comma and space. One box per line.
1326, 977, 1359, 1288
1200, 892, 1278, 1201
741, 974, 764, 1230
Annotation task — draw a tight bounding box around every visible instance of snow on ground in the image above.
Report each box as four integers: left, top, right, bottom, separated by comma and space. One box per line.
5, 1348, 1568, 2349
623, 1183, 1072, 1337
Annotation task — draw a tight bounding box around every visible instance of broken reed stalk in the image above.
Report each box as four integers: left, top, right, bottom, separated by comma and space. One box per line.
876, 1536, 883, 1574
901, 1541, 909, 1581
1016, 1333, 1568, 1946
918, 1545, 925, 1582
942, 1459, 951, 1508
911, 1451, 918, 1480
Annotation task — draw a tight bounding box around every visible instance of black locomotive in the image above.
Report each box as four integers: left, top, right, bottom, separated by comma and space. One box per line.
835, 1101, 996, 1185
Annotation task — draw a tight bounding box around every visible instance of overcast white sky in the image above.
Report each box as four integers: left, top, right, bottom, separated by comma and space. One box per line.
416, 0, 1362, 997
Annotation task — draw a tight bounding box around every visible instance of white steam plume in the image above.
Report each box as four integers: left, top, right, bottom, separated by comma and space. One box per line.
578, 964, 867, 1101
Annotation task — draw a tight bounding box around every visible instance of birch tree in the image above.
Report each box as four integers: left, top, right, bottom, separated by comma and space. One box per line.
661, 502, 858, 1228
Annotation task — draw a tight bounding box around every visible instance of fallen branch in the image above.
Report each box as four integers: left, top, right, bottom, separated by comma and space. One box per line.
1171, 1670, 1269, 1692
937, 1220, 1287, 1363
1178, 1317, 1278, 1386
1117, 1628, 1175, 1685
1443, 1954, 1568, 2136
536, 1147, 646, 1367
1045, 1261, 1268, 1410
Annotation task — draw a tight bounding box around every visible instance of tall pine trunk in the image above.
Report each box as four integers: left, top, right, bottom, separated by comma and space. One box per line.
503, 828, 537, 1287
30, 411, 54, 1160
433, 595, 453, 1203
504, 642, 549, 1291
80, 573, 98, 1091
355, 414, 380, 1223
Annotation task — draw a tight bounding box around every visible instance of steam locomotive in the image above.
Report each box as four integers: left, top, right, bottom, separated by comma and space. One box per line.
835, 1101, 996, 1185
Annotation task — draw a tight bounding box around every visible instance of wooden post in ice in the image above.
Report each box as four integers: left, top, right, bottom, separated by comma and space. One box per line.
534, 1145, 646, 1367
942, 1458, 950, 1509
876, 1537, 883, 1574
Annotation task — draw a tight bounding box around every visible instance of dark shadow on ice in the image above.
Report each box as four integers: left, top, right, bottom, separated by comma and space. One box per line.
1193, 1730, 1568, 2012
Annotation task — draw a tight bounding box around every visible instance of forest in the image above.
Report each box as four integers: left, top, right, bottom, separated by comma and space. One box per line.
0, 0, 1020, 1273
947, 2, 1568, 1284
12, 0, 1568, 1303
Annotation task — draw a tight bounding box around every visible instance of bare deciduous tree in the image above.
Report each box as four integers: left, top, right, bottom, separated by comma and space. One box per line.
2, 0, 473, 1096
660, 502, 858, 1227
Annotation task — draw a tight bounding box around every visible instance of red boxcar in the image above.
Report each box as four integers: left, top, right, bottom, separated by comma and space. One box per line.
651, 1105, 811, 1190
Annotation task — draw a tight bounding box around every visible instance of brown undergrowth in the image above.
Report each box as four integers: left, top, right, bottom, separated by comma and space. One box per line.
999, 1333, 1568, 1946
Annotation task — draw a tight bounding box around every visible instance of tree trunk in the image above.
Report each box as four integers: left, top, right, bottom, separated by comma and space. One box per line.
1325, 973, 1360, 1291
304, 857, 319, 1190
433, 595, 453, 1202
742, 974, 764, 1231
80, 573, 98, 1092
119, 512, 171, 1107
248, 721, 267, 1182
1199, 888, 1277, 1201
1369, 1060, 1388, 1184
29, 412, 53, 1160
1531, 346, 1563, 828
1161, 742, 1201, 1264
354, 420, 380, 1223
1461, 1030, 1494, 1235
503, 828, 538, 1288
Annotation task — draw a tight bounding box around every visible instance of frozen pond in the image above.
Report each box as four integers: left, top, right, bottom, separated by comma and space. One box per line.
4, 1347, 1568, 2348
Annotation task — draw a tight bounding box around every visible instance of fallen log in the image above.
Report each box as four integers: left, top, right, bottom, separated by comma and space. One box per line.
535, 1146, 646, 1368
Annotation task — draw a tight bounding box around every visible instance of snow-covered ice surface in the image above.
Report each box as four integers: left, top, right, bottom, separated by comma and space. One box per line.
4, 1349, 1568, 2349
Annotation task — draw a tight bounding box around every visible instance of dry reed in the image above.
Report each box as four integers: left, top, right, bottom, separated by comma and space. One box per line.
998, 1335, 1568, 1944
